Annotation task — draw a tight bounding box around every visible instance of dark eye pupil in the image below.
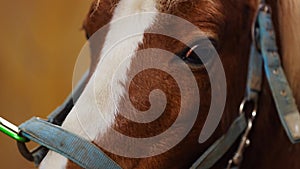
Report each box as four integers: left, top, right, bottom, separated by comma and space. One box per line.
177, 39, 216, 66
182, 43, 215, 65
184, 46, 204, 64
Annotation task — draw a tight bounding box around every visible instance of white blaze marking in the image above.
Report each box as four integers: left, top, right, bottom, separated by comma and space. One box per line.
39, 0, 157, 168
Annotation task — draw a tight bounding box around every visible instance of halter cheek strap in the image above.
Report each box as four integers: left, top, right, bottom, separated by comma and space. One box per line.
190, 114, 247, 169
190, 44, 261, 169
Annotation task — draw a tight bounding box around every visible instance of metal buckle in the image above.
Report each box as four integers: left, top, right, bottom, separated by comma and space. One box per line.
239, 97, 258, 119
227, 97, 258, 169
0, 117, 28, 143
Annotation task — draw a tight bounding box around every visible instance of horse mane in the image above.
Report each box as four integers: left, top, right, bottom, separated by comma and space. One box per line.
278, 0, 300, 105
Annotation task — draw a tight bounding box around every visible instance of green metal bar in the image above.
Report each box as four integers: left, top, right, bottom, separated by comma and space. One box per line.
0, 120, 28, 143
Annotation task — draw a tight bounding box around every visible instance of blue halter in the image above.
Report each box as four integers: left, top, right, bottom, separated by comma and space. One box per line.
0, 2, 297, 169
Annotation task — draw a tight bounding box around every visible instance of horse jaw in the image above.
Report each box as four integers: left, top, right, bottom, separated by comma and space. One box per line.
278, 0, 300, 106
39, 0, 158, 168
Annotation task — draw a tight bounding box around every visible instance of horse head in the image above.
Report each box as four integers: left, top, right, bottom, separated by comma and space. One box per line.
38, 0, 300, 168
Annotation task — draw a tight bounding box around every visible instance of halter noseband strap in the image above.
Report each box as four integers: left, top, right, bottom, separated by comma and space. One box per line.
19, 117, 121, 169
15, 71, 121, 169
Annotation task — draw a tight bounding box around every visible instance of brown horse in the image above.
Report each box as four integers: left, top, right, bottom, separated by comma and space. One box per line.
38, 0, 300, 169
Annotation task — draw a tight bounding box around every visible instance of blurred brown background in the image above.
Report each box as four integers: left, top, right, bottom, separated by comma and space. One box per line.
0, 0, 91, 168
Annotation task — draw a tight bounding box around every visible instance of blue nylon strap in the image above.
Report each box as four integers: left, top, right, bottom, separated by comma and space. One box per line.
19, 117, 122, 169
190, 43, 261, 169
258, 10, 300, 143
246, 43, 263, 101
16, 71, 90, 165
191, 114, 247, 169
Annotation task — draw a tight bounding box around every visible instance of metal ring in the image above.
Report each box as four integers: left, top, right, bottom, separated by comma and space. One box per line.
17, 142, 34, 162
17, 142, 49, 165
262, 4, 272, 14
239, 98, 258, 119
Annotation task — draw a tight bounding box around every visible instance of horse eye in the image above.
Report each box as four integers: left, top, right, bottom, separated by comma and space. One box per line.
181, 44, 214, 66
182, 45, 204, 65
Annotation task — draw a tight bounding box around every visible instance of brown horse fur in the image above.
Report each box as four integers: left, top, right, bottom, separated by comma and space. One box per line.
65, 0, 300, 168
